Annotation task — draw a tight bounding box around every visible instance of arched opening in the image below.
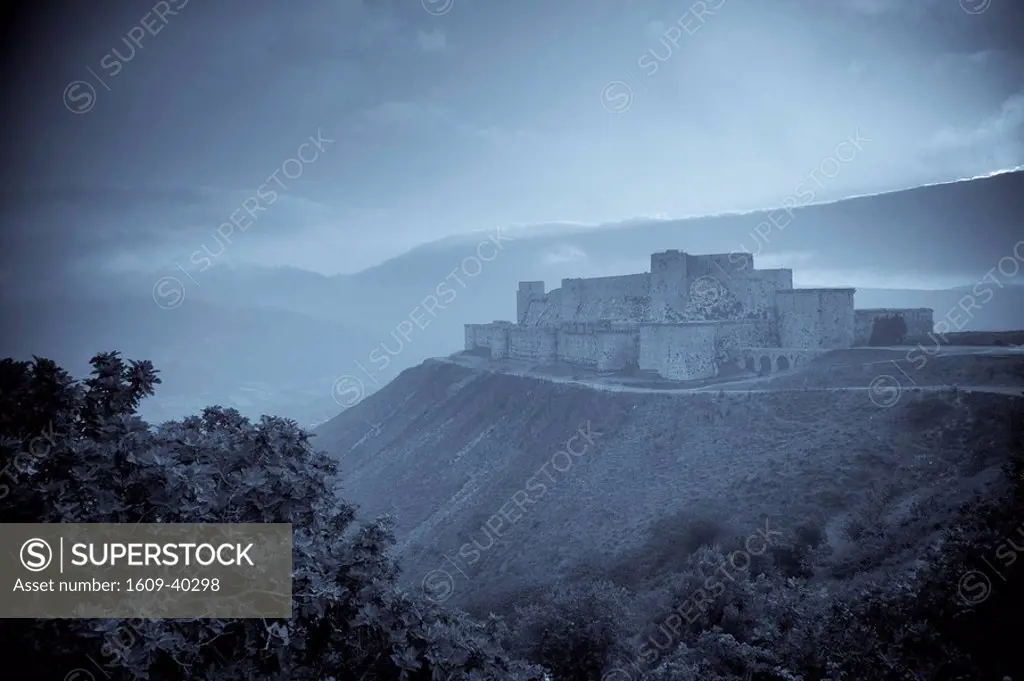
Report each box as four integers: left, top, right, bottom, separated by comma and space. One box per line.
758, 356, 772, 374
745, 356, 756, 372
777, 355, 790, 371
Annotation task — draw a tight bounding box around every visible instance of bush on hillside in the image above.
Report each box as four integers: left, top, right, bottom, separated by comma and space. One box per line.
0, 352, 544, 681
4, 351, 1024, 681
506, 579, 636, 681
604, 512, 727, 588
632, 399, 1024, 680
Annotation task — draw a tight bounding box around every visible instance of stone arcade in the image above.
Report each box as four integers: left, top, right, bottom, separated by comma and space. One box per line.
464, 250, 934, 381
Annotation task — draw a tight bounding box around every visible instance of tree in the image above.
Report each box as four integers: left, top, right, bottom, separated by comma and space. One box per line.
508, 579, 636, 681
0, 352, 543, 681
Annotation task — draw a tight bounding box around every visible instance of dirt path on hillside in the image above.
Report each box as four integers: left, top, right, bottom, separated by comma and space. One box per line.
436, 345, 1023, 397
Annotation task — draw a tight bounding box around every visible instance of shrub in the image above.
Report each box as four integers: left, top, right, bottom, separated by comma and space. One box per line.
507, 579, 636, 681
0, 353, 543, 681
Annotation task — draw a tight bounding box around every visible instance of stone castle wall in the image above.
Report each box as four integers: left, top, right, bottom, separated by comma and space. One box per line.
471, 322, 642, 370
467, 249, 939, 383
650, 251, 751, 321
775, 289, 855, 349
638, 319, 776, 380
465, 322, 515, 357
595, 330, 637, 371
508, 327, 558, 362
521, 287, 562, 326
639, 323, 718, 380
732, 268, 794, 317
487, 323, 512, 358
517, 281, 546, 324
713, 319, 777, 364
557, 273, 650, 324
518, 253, 795, 326
556, 329, 600, 367
854, 308, 934, 344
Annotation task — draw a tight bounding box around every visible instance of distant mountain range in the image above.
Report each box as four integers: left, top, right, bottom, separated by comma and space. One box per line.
2, 171, 1021, 425
0, 296, 379, 427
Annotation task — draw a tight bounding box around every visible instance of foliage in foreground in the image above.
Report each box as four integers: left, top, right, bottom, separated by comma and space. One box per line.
1, 352, 1022, 680
503, 394, 1024, 681
0, 353, 543, 681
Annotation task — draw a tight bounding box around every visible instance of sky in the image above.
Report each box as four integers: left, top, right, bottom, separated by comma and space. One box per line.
1, 0, 1023, 281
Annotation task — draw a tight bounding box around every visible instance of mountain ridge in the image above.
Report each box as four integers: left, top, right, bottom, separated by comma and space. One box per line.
4, 171, 1020, 424
314, 354, 1022, 614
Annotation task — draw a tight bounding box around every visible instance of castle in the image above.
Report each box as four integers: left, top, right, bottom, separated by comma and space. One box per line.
464, 250, 934, 381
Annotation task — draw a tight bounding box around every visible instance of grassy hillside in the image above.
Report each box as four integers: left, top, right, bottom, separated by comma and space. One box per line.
314, 358, 1022, 620
761, 349, 1024, 391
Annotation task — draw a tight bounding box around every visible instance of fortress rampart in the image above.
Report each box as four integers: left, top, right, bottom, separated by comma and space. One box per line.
467, 250, 933, 382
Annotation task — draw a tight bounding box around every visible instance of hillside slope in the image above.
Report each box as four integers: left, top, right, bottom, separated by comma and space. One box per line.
314, 358, 1022, 614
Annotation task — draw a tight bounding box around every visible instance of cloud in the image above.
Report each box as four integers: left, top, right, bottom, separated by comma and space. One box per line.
416, 28, 447, 52
838, 0, 944, 15
924, 91, 1024, 169
753, 251, 817, 269
541, 244, 588, 266
932, 49, 1007, 75
840, 0, 897, 15
262, 1, 404, 62
0, 184, 337, 278
353, 100, 520, 145
644, 20, 666, 39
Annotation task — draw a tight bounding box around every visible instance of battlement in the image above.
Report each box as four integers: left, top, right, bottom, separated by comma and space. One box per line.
518, 281, 545, 294
777, 288, 857, 294
466, 249, 916, 382
856, 307, 933, 315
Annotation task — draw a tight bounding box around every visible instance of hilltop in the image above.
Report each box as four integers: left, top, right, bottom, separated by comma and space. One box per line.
314, 347, 1023, 617
5, 172, 1020, 426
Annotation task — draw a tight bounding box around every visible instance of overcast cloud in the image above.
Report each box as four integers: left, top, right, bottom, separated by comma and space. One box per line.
1, 0, 1022, 282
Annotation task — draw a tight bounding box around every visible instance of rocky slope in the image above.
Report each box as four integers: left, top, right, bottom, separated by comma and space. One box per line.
314, 356, 1022, 613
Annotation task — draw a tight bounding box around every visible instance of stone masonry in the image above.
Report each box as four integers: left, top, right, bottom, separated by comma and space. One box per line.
466, 251, 934, 381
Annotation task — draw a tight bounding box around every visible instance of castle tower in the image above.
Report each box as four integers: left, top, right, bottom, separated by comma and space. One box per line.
774, 288, 855, 349
649, 250, 689, 321
517, 281, 545, 324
